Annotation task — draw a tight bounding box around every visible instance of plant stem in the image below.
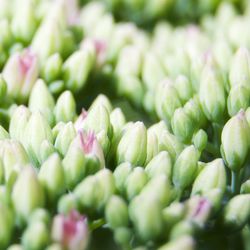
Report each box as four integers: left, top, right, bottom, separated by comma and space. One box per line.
231, 171, 240, 195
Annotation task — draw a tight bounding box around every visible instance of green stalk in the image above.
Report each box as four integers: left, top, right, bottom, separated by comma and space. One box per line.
231, 171, 240, 195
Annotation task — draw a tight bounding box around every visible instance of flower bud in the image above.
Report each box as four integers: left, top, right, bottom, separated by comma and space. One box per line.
129, 195, 163, 242
45, 244, 62, 250
155, 79, 182, 122
192, 129, 208, 152
63, 47, 95, 92
9, 105, 31, 142
117, 121, 147, 166
221, 110, 250, 172
221, 194, 250, 232
52, 211, 89, 250
145, 129, 159, 164
29, 79, 55, 126
175, 75, 193, 105
41, 53, 62, 83
0, 74, 7, 101
105, 195, 129, 229
229, 47, 250, 87
145, 151, 172, 180
38, 153, 65, 203
0, 203, 14, 249
7, 245, 24, 250
90, 94, 113, 114
158, 130, 184, 162
142, 52, 165, 91
12, 166, 45, 224
54, 91, 77, 123
227, 84, 250, 117
48, 80, 64, 95
54, 122, 76, 156
241, 180, 250, 194
11, 0, 38, 44
113, 162, 133, 195
57, 193, 79, 215
169, 220, 196, 240
29, 208, 50, 226
199, 63, 226, 123
203, 188, 224, 214
141, 175, 172, 207
3, 49, 39, 102
173, 145, 199, 191
171, 108, 195, 144
192, 159, 227, 195
125, 167, 148, 200
24, 111, 53, 166
114, 227, 132, 248
158, 236, 195, 250
0, 125, 9, 140
22, 221, 50, 250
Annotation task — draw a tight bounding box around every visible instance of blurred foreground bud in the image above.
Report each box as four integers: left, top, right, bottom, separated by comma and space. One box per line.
173, 146, 199, 191
192, 159, 227, 195
29, 79, 55, 126
39, 153, 65, 203
52, 210, 89, 250
55, 91, 77, 123
158, 236, 195, 250
221, 194, 250, 232
221, 110, 250, 172
145, 151, 172, 180
105, 195, 129, 229
12, 166, 45, 224
117, 121, 147, 166
3, 49, 39, 101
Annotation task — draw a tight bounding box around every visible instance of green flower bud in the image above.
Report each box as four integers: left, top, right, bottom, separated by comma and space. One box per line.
110, 108, 126, 137
12, 166, 45, 224
145, 151, 172, 180
24, 111, 53, 166
115, 45, 142, 77
145, 129, 159, 164
48, 80, 64, 95
39, 140, 56, 163
192, 129, 208, 152
169, 220, 196, 240
29, 79, 55, 126
155, 79, 182, 122
11, 0, 37, 44
171, 108, 195, 144
57, 193, 79, 215
175, 75, 193, 105
158, 236, 195, 250
222, 194, 250, 232
0, 139, 29, 182
113, 162, 133, 195
125, 167, 148, 200
116, 75, 144, 108
41, 53, 62, 83
227, 84, 250, 117
0, 19, 12, 49
229, 47, 250, 87
192, 159, 227, 195
45, 244, 62, 250
129, 195, 163, 242
183, 97, 207, 130
173, 145, 199, 191
90, 94, 113, 114
55, 122, 76, 156
114, 227, 132, 248
141, 175, 172, 207
203, 188, 224, 214
38, 153, 65, 203
54, 90, 77, 123
0, 160, 4, 184
142, 52, 165, 91
162, 202, 185, 229
241, 180, 250, 194
96, 129, 111, 156
199, 63, 226, 123
31, 19, 64, 64
3, 49, 39, 102
0, 203, 14, 249
22, 221, 50, 250
221, 110, 250, 172
9, 105, 31, 142
158, 130, 184, 162
63, 46, 95, 92
117, 122, 147, 166
105, 195, 129, 229
29, 208, 50, 226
